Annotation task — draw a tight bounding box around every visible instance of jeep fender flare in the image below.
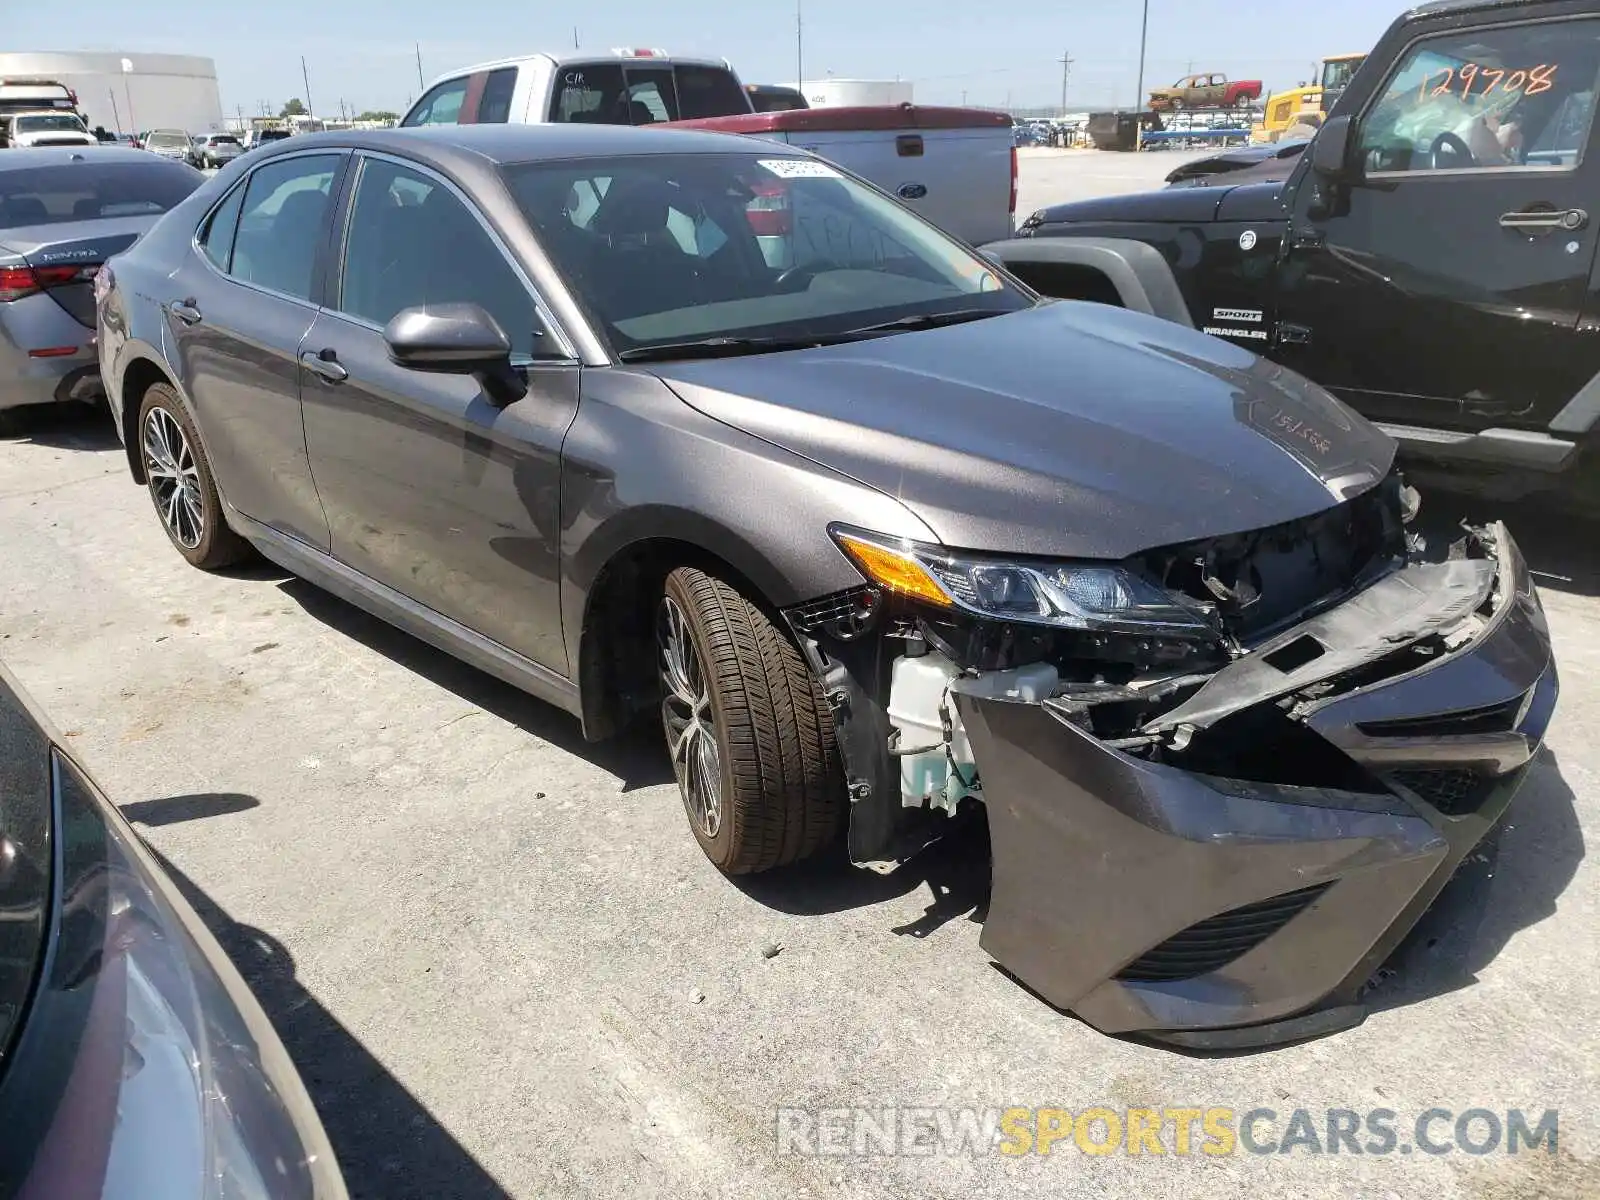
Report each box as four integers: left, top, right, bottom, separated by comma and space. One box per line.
978, 237, 1195, 329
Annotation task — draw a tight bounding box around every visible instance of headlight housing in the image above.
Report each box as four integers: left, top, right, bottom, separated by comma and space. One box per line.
831, 527, 1216, 637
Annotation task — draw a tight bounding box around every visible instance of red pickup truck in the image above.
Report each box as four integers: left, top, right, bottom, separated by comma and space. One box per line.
1147, 73, 1263, 111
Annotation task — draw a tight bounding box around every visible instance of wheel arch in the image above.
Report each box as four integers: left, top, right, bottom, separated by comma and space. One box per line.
979, 236, 1195, 328
116, 351, 183, 484
571, 510, 819, 743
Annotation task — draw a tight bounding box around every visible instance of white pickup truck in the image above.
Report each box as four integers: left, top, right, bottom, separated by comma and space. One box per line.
0, 79, 97, 149
399, 49, 1016, 246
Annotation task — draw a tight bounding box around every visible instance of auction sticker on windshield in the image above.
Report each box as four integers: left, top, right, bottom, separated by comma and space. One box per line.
759, 159, 842, 179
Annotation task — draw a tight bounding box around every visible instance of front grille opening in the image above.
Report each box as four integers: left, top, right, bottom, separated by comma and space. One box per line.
1387, 768, 1491, 816
1359, 694, 1525, 739
1165, 703, 1385, 794
1117, 883, 1333, 983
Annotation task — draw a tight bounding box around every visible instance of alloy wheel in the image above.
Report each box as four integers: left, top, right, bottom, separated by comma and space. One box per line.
143, 407, 204, 549
659, 595, 722, 839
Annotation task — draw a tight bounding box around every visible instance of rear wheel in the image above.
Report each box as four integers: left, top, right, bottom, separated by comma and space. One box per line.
658, 567, 843, 874
137, 384, 252, 570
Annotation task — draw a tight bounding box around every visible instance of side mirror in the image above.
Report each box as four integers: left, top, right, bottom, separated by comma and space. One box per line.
384, 302, 528, 405
1311, 115, 1355, 180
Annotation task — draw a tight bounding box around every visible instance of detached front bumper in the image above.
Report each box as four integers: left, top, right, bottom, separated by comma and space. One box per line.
956, 524, 1556, 1047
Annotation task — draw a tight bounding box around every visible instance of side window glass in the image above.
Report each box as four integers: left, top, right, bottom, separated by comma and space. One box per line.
1358, 20, 1600, 173
337, 157, 540, 357
402, 79, 469, 127
479, 68, 518, 124
198, 180, 246, 272
548, 64, 627, 123
230, 154, 341, 301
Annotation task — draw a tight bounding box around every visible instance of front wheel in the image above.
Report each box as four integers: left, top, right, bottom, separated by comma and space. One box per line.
137, 384, 252, 569
658, 567, 844, 874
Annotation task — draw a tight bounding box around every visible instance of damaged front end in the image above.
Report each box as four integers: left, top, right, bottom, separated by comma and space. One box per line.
784, 475, 1558, 1045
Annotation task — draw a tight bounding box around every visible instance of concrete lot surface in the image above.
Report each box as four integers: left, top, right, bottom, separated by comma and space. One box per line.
1, 151, 1597, 1199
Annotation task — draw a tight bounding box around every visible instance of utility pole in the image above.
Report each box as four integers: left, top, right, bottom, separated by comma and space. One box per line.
796, 0, 804, 90
300, 56, 315, 121
1135, 0, 1151, 110
1059, 49, 1074, 115
108, 88, 123, 134
415, 43, 425, 89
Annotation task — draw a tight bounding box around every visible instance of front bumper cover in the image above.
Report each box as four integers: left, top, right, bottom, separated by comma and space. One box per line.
956, 524, 1556, 1046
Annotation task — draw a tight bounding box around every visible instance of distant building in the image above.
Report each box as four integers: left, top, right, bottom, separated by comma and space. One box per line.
799, 79, 914, 108
0, 51, 224, 135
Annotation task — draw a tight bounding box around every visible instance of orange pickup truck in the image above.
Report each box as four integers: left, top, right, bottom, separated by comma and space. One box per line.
1148, 73, 1263, 111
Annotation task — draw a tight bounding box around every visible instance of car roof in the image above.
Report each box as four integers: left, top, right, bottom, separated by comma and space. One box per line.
255, 122, 793, 166
0, 146, 157, 172
1407, 0, 1546, 18
426, 50, 732, 85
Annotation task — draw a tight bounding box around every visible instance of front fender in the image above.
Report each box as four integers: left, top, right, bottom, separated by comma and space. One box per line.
978, 237, 1195, 328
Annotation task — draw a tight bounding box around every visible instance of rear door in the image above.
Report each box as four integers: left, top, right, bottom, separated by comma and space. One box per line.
1276, 10, 1600, 433
166, 151, 345, 549
298, 152, 581, 673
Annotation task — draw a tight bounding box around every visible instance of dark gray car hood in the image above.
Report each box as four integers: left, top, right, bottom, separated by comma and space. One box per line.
652, 302, 1396, 560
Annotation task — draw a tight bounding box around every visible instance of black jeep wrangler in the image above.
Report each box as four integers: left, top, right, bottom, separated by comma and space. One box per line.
988, 0, 1600, 508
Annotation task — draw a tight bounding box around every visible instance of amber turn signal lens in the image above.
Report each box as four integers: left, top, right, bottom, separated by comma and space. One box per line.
833, 533, 952, 607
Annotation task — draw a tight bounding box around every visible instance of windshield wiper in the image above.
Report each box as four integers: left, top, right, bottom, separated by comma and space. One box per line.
843, 308, 1004, 335
617, 335, 852, 363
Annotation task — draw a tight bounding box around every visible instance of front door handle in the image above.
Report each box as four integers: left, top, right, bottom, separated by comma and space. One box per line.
300, 349, 348, 383
168, 299, 202, 325
1499, 207, 1588, 233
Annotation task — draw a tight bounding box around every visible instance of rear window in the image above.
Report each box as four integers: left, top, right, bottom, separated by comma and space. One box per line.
257, 129, 290, 142
0, 160, 202, 228
14, 115, 86, 134
547, 61, 749, 123
210, 135, 240, 146
146, 131, 188, 148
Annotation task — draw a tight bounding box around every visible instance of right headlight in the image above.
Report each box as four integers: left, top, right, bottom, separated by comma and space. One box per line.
831, 527, 1216, 637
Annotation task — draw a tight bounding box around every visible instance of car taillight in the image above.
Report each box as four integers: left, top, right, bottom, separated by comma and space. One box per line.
1009, 146, 1018, 216
745, 181, 792, 236
0, 264, 93, 302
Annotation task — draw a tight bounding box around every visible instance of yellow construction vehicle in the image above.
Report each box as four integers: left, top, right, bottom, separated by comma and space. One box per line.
1252, 52, 1367, 143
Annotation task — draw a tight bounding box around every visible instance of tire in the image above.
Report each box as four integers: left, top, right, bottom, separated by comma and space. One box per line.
658, 566, 844, 875
136, 384, 252, 570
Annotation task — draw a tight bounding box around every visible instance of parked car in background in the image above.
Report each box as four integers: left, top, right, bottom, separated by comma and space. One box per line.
1148, 72, 1263, 111
0, 662, 348, 1198
98, 124, 1556, 1047
193, 132, 243, 168
399, 48, 755, 127
1, 111, 97, 149
141, 128, 193, 162
240, 126, 293, 152
993, 0, 1600, 511
0, 147, 202, 428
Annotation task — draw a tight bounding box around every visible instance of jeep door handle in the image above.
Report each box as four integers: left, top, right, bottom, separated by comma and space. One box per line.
168, 299, 202, 325
300, 349, 348, 383
1499, 207, 1588, 233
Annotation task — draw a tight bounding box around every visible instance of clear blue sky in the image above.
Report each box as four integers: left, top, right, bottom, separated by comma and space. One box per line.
11, 0, 1402, 116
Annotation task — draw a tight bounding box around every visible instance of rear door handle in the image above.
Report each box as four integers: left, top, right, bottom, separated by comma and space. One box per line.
1499, 207, 1588, 233
300, 349, 348, 383
168, 299, 202, 325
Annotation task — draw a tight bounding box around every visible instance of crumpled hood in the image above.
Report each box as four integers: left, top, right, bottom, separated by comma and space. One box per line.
652, 302, 1395, 560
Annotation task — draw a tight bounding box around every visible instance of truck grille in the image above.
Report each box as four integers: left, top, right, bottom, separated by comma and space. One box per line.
1116, 883, 1332, 983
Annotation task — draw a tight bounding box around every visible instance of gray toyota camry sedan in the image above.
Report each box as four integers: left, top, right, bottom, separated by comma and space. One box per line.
95, 124, 1557, 1047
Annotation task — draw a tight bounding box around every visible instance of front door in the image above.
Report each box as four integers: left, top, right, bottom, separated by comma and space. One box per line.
1276, 13, 1600, 432
168, 151, 345, 549
298, 154, 581, 674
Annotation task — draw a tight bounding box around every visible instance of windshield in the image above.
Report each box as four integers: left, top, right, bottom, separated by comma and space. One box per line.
504, 152, 1025, 357
0, 160, 202, 227
1322, 58, 1362, 91
14, 114, 86, 133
